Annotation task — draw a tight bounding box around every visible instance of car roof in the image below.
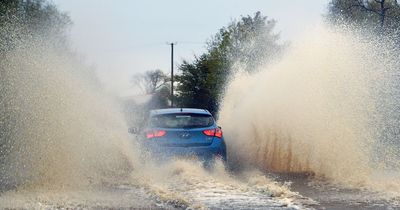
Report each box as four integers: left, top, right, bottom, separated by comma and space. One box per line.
150, 108, 211, 116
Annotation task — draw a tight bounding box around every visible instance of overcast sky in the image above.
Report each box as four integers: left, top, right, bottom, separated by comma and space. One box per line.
53, 0, 328, 96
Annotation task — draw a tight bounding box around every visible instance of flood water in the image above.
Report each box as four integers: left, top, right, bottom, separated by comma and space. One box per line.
218, 25, 400, 209
1, 18, 400, 210
276, 173, 400, 209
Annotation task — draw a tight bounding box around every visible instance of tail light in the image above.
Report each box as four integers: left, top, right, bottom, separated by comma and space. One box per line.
202, 127, 223, 138
146, 130, 166, 139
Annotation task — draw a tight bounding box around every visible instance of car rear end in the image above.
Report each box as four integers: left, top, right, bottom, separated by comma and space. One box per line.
141, 109, 226, 163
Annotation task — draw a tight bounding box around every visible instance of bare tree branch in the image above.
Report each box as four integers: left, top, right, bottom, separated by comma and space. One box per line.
348, 0, 394, 26
349, 4, 381, 15
132, 69, 168, 94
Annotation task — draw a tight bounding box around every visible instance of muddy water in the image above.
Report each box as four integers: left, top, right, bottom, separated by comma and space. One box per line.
0, 23, 308, 209
275, 173, 400, 209
130, 160, 314, 209
0, 160, 312, 209
219, 24, 400, 208
2, 12, 400, 210
0, 186, 169, 209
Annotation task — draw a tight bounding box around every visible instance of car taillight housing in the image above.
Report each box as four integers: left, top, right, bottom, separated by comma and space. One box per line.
146, 130, 166, 139
202, 127, 223, 138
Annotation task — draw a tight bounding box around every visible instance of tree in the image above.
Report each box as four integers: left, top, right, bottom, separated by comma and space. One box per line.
176, 55, 218, 113
210, 11, 282, 73
130, 69, 170, 113
0, 0, 71, 52
131, 69, 168, 94
176, 12, 283, 116
327, 0, 400, 30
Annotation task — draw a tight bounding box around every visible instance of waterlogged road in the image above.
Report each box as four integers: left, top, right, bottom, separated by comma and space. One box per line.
275, 173, 400, 210
2, 14, 400, 209
0, 186, 168, 209
0, 184, 305, 209
0, 161, 313, 210
1, 164, 400, 209
0, 186, 308, 210
0, 186, 300, 210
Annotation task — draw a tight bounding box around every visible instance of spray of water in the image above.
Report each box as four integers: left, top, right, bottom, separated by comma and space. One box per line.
0, 27, 140, 190
0, 17, 305, 209
219, 25, 400, 192
6, 6, 400, 206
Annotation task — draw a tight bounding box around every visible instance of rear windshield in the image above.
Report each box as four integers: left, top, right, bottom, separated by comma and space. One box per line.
149, 113, 214, 128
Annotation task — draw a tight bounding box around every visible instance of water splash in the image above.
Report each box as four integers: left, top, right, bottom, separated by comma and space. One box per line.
0, 27, 140, 190
219, 25, 400, 192
0, 17, 304, 210
130, 159, 310, 209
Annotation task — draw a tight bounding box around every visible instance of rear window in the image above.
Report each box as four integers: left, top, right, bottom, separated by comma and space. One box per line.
149, 113, 214, 128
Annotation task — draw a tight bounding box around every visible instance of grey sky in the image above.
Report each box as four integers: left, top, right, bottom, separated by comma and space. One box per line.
54, 0, 328, 96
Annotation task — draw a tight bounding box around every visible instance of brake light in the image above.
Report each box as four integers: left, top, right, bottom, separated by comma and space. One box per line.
146, 130, 166, 139
203, 129, 214, 136
215, 127, 223, 138
202, 128, 223, 138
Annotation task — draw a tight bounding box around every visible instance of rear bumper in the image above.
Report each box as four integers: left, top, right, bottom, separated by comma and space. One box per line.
142, 138, 226, 162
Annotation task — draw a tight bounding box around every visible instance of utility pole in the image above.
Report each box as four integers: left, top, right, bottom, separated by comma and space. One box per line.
168, 42, 177, 107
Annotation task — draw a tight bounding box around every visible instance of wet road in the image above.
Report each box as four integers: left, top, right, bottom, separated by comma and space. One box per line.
0, 184, 303, 210
0, 186, 172, 209
0, 161, 309, 209
1, 165, 399, 209
274, 173, 400, 210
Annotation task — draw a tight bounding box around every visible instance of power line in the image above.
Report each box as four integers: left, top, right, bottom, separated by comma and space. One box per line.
102, 41, 204, 53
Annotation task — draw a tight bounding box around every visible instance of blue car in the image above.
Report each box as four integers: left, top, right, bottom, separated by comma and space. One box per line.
137, 108, 227, 164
